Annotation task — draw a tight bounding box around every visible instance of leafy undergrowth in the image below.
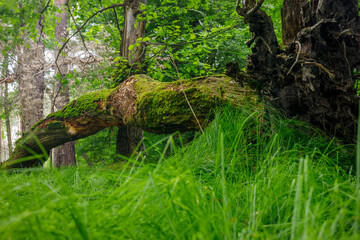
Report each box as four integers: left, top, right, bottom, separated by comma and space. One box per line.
0, 106, 359, 239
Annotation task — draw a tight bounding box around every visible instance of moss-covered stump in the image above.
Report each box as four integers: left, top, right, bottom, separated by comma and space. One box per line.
1, 74, 257, 169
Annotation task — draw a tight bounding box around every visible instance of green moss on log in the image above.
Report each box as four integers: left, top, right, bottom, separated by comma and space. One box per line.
131, 74, 241, 133
46, 121, 65, 129
48, 87, 118, 119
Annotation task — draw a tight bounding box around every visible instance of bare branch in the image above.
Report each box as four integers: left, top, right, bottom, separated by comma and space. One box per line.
40, 0, 52, 14
297, 19, 336, 38
66, 1, 95, 61
55, 3, 125, 76
287, 41, 301, 75
113, 8, 122, 36
301, 61, 336, 80
0, 74, 18, 84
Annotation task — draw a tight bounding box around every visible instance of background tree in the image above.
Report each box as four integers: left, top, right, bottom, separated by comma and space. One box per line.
18, 2, 45, 133
4, 0, 359, 168
116, 0, 147, 157
52, 0, 76, 167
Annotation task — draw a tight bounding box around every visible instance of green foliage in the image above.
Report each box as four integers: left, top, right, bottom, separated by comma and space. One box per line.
76, 127, 119, 165
263, 0, 283, 44
142, 0, 251, 81
0, 106, 358, 239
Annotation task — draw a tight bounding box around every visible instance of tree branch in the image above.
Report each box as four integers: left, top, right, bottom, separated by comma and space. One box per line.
66, 1, 94, 61
55, 3, 125, 76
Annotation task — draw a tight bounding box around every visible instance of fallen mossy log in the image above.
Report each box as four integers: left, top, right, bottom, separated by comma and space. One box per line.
1, 74, 257, 169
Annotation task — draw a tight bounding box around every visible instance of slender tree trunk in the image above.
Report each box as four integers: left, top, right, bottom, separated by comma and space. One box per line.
2, 138, 5, 160
2, 54, 12, 154
0, 86, 2, 163
4, 82, 12, 154
53, 0, 76, 167
2, 137, 5, 161
117, 0, 147, 157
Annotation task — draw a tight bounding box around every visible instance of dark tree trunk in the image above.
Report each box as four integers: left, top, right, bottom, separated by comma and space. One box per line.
117, 0, 147, 157
53, 0, 76, 167
237, 0, 360, 143
116, 126, 144, 157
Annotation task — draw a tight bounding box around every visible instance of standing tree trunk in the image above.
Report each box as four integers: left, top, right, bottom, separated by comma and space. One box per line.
0, 85, 2, 162
117, 0, 147, 157
237, 0, 360, 143
53, 0, 76, 167
2, 55, 12, 154
18, 4, 45, 134
4, 82, 12, 155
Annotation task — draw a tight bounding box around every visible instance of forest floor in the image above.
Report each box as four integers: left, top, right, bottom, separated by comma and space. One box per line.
0, 105, 359, 239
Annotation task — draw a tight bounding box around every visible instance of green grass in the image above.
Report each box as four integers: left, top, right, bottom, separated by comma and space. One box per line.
0, 106, 359, 239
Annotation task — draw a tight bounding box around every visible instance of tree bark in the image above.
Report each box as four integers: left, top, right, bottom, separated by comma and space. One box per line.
53, 0, 76, 167
1, 74, 255, 169
4, 82, 12, 154
2, 55, 12, 154
18, 5, 45, 134
117, 0, 147, 157
237, 0, 360, 143
0, 85, 2, 163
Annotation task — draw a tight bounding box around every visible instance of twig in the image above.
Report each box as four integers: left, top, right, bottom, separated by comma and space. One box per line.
259, 37, 273, 54
287, 41, 301, 75
40, 0, 52, 14
302, 61, 336, 80
245, 35, 256, 47
55, 3, 125, 76
37, 0, 52, 43
170, 55, 205, 135
297, 19, 336, 37
113, 8, 122, 36
0, 74, 18, 84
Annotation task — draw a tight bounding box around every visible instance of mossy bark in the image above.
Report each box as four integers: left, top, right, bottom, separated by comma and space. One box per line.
1, 74, 257, 169
238, 0, 360, 143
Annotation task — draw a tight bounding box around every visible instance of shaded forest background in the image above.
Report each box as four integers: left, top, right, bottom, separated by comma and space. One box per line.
0, 0, 283, 164
1, 0, 360, 167
1, 1, 360, 239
